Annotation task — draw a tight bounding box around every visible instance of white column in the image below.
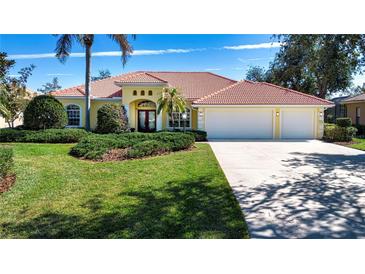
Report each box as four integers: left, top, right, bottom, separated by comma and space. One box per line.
157, 112, 163, 130
197, 108, 205, 130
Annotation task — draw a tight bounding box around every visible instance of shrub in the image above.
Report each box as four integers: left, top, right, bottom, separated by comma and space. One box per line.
23, 95, 68, 130
157, 129, 207, 141
323, 124, 357, 142
0, 128, 88, 143
127, 140, 169, 158
0, 146, 13, 179
95, 104, 129, 134
70, 132, 195, 160
336, 117, 352, 128
354, 125, 365, 136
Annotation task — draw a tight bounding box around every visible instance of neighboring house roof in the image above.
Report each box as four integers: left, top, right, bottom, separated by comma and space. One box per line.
342, 93, 365, 103
50, 71, 236, 100
329, 95, 350, 105
194, 80, 333, 106
50, 71, 332, 106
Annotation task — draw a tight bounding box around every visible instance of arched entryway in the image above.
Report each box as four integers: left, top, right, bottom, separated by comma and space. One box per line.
136, 100, 156, 132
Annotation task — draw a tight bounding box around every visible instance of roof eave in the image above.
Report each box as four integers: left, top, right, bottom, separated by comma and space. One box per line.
115, 82, 168, 87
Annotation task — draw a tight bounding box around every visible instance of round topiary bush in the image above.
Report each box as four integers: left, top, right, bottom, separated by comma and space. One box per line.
95, 104, 129, 134
23, 95, 68, 130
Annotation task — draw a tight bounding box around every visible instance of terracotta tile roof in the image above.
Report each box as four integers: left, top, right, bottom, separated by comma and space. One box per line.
343, 93, 365, 103
194, 80, 333, 106
50, 71, 236, 100
148, 72, 236, 100
118, 72, 167, 83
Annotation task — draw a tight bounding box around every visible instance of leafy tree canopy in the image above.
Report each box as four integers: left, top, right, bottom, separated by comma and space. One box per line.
245, 66, 268, 82
266, 34, 365, 99
37, 77, 62, 93
0, 54, 35, 128
92, 69, 112, 81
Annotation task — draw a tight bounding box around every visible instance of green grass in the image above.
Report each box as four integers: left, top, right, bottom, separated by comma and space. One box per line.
0, 143, 249, 239
349, 138, 365, 151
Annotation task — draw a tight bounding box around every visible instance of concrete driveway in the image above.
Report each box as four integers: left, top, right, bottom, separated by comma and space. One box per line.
209, 140, 365, 238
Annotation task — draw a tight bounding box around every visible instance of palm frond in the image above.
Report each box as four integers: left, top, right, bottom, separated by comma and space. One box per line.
55, 34, 74, 63
108, 35, 134, 66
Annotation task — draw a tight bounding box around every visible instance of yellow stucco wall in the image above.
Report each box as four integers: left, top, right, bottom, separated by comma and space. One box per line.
345, 102, 365, 125
57, 86, 198, 131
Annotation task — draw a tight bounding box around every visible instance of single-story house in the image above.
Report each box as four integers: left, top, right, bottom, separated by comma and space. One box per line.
342, 93, 365, 126
51, 71, 333, 139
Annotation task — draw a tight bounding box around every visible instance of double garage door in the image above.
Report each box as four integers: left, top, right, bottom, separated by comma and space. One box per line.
204, 108, 315, 139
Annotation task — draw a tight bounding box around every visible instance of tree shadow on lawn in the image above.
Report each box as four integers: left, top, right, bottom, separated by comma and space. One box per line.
232, 152, 365, 239
1, 176, 248, 239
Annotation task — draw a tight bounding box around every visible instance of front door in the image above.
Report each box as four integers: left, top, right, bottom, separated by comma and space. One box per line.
138, 110, 156, 132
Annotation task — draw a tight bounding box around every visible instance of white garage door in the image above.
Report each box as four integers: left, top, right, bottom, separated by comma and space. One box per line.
205, 108, 273, 139
281, 110, 315, 139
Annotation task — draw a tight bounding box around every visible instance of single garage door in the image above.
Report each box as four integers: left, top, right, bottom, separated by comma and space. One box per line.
281, 110, 315, 139
205, 108, 273, 139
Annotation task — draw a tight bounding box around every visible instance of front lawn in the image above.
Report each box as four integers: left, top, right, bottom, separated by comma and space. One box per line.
349, 138, 365, 151
0, 143, 248, 239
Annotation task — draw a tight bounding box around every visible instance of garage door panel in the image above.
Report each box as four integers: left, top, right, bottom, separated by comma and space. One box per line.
205, 108, 273, 139
281, 110, 314, 139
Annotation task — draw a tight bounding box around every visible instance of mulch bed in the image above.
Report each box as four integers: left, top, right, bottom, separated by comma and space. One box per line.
334, 140, 360, 146
0, 174, 16, 194
98, 146, 195, 162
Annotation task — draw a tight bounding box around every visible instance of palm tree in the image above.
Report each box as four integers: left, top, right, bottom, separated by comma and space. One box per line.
157, 88, 186, 130
55, 34, 135, 131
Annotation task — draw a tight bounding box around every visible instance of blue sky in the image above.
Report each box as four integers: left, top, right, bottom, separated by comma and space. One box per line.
1, 34, 364, 91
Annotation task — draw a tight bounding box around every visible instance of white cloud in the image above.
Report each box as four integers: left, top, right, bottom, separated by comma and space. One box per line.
204, 68, 221, 71
47, 73, 73, 76
238, 57, 274, 63
224, 42, 282, 50
8, 48, 205, 60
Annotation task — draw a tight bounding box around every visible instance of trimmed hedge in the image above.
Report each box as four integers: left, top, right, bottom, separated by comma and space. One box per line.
70, 132, 195, 160
336, 117, 352, 128
0, 128, 89, 143
323, 124, 358, 142
24, 95, 68, 130
0, 146, 13, 179
157, 129, 207, 141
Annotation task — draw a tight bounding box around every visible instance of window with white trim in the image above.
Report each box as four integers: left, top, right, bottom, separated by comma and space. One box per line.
66, 104, 81, 127
168, 108, 191, 128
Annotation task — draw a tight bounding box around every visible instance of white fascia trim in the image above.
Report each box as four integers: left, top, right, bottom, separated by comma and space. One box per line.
114, 82, 168, 87
192, 104, 334, 108
54, 96, 85, 99
93, 97, 122, 101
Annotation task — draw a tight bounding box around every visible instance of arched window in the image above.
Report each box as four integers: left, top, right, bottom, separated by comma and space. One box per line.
148, 90, 153, 96
141, 90, 145, 96
66, 104, 81, 127
133, 90, 137, 96
138, 101, 156, 108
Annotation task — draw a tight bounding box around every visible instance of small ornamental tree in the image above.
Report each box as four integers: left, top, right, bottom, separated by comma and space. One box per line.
23, 95, 68, 130
95, 104, 129, 133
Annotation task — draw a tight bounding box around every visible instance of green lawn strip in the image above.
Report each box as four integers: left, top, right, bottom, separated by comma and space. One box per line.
349, 138, 365, 151
0, 143, 249, 239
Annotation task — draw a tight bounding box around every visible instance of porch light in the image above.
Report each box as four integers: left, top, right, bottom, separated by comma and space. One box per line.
319, 112, 323, 117
276, 112, 280, 117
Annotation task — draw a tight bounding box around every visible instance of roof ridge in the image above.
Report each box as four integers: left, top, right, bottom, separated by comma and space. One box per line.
144, 72, 168, 83
204, 72, 237, 83
194, 80, 244, 103
260, 82, 333, 104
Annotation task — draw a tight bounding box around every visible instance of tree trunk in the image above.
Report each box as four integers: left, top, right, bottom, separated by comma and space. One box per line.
85, 43, 92, 131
